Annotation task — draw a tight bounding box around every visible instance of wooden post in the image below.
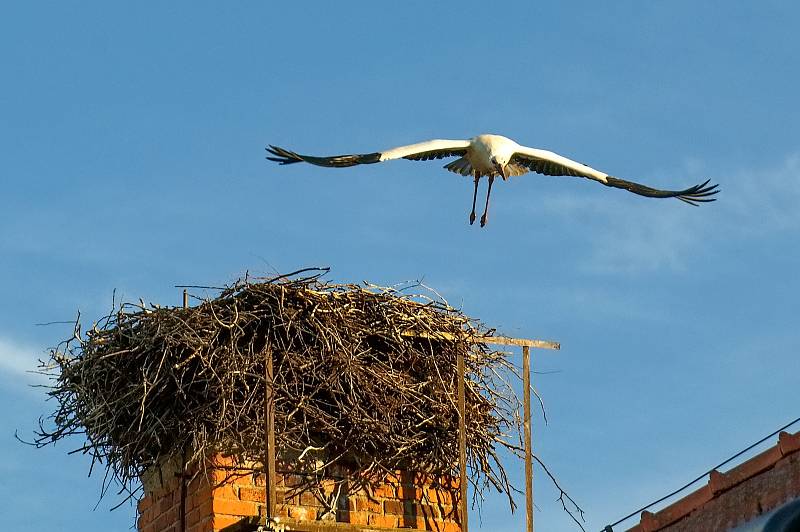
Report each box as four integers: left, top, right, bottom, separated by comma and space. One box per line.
179, 292, 188, 532
457, 351, 469, 532
265, 348, 277, 524
523, 346, 534, 532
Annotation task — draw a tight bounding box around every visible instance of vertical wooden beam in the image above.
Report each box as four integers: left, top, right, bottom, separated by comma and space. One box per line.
265, 348, 277, 523
180, 292, 188, 532
457, 351, 469, 532
523, 345, 534, 532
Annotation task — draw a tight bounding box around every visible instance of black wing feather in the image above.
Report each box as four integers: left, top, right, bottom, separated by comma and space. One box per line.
266, 145, 381, 168
511, 156, 587, 177
605, 176, 719, 206
510, 152, 719, 206
402, 148, 468, 162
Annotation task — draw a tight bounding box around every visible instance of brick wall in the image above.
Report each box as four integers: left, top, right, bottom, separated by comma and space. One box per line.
137, 456, 463, 532
627, 430, 800, 532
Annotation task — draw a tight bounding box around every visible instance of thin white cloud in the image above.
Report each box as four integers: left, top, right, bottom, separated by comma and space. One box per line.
526, 152, 800, 274
0, 336, 48, 385
723, 153, 800, 234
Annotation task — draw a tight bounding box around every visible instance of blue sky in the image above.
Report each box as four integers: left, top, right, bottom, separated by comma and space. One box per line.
2, 2, 799, 531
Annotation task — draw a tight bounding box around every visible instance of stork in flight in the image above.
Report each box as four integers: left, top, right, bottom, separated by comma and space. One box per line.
266, 134, 718, 227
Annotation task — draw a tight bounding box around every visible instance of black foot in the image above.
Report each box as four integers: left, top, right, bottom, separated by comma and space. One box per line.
469, 212, 476, 225
480, 214, 488, 227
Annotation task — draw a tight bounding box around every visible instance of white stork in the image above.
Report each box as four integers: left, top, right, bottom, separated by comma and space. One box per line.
266, 134, 718, 227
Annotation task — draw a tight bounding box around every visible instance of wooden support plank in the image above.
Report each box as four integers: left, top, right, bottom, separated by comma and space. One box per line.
402, 330, 559, 350
265, 348, 277, 522
457, 351, 469, 532
523, 346, 534, 532
479, 336, 559, 350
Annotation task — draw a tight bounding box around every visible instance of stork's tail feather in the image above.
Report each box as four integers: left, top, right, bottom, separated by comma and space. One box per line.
444, 157, 474, 176
505, 163, 530, 177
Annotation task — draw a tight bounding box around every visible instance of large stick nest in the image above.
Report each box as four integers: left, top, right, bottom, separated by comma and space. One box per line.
35, 270, 524, 508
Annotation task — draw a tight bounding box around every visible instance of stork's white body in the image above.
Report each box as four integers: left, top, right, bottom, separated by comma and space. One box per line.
466, 135, 517, 177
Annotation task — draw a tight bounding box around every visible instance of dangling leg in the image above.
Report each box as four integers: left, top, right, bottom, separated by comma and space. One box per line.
469, 173, 480, 225
480, 175, 495, 227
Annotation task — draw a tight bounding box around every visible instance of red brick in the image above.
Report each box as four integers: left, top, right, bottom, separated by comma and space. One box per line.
431, 521, 463, 532
187, 521, 210, 532
138, 496, 153, 513
153, 512, 171, 532
211, 455, 235, 468
299, 491, 322, 507
239, 486, 266, 503
232, 472, 253, 486
283, 474, 304, 487
210, 514, 242, 531
646, 485, 713, 530
708, 470, 729, 494
348, 510, 369, 525
368, 513, 399, 528
211, 497, 257, 517
779, 431, 800, 456
383, 499, 405, 515
725, 446, 783, 486
372, 483, 396, 498
186, 508, 200, 527
197, 497, 213, 519
158, 496, 173, 515
211, 483, 238, 500
398, 484, 422, 499
140, 457, 464, 532
438, 504, 457, 521
354, 496, 382, 513
425, 487, 454, 505
404, 513, 438, 531
625, 431, 800, 532
414, 502, 440, 519
288, 505, 315, 521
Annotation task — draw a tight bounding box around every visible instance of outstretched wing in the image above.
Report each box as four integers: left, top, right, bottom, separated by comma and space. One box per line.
510, 146, 719, 206
266, 139, 471, 168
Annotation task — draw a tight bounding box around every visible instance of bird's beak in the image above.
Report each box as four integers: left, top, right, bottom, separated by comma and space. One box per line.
496, 163, 507, 181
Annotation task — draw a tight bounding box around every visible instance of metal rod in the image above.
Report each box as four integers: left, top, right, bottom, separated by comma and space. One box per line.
265, 347, 277, 523
457, 351, 469, 532
523, 346, 534, 532
182, 289, 188, 309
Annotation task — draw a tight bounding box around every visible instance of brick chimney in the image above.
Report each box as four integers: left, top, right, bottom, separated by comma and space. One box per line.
137, 455, 463, 532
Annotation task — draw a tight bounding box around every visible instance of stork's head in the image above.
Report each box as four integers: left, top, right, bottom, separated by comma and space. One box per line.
490, 156, 509, 180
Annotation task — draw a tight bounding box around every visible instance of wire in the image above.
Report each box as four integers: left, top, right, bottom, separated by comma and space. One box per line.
602, 415, 800, 532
